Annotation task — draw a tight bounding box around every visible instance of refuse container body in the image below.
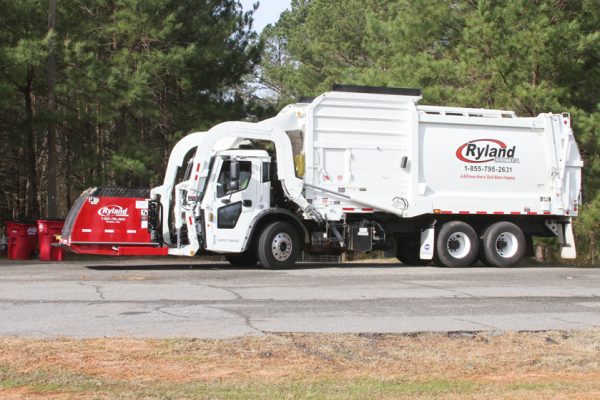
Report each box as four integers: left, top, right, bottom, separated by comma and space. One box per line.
37, 219, 65, 261
5, 221, 38, 260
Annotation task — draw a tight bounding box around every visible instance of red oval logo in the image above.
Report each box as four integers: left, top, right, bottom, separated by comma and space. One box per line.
456, 139, 514, 163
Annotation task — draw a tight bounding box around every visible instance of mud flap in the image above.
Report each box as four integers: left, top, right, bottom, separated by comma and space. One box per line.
420, 226, 434, 260
560, 222, 577, 259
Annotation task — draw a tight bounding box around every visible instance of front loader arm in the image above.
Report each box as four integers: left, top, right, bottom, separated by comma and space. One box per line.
151, 131, 206, 245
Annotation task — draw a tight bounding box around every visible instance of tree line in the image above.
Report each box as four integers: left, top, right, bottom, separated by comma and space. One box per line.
1, 0, 598, 263
0, 0, 263, 221
259, 0, 599, 264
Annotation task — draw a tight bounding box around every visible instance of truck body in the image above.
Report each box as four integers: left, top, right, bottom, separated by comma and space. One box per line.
60, 85, 583, 267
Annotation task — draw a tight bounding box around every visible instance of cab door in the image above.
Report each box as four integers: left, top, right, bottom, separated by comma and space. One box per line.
207, 158, 261, 252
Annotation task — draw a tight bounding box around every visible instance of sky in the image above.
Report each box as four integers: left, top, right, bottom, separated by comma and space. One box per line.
239, 0, 292, 32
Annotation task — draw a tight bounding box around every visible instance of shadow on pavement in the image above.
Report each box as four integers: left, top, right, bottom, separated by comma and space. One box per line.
85, 262, 413, 271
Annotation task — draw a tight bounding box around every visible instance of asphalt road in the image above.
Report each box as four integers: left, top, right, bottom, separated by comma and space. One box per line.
0, 258, 599, 338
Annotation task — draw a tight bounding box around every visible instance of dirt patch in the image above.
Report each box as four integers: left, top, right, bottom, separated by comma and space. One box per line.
0, 387, 78, 400
1, 330, 599, 398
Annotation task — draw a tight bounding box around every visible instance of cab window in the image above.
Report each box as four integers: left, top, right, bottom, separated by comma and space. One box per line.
217, 160, 252, 198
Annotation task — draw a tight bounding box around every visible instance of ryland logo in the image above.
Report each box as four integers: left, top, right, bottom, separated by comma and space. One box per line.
98, 205, 129, 217
456, 139, 518, 163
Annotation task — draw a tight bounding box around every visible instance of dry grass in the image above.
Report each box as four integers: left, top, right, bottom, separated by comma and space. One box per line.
1, 330, 600, 399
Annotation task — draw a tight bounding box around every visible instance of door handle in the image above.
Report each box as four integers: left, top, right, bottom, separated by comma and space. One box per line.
242, 200, 252, 207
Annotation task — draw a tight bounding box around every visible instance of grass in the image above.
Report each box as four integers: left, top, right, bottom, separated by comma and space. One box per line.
1, 330, 600, 399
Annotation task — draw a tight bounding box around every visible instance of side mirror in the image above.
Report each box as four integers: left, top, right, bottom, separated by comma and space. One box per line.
229, 160, 240, 191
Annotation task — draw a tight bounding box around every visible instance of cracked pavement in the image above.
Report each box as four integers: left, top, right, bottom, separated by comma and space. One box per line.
0, 258, 599, 338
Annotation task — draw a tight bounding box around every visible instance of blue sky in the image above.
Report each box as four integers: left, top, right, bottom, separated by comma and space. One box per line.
239, 0, 292, 32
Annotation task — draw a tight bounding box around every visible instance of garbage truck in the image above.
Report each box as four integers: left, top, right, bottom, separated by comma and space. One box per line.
59, 85, 583, 268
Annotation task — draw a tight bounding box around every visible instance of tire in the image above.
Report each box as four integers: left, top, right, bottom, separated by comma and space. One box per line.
225, 251, 258, 267
257, 221, 301, 269
435, 221, 479, 268
481, 221, 526, 267
396, 235, 431, 266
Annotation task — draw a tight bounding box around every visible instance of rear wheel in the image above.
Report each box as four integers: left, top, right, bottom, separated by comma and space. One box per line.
396, 235, 431, 266
257, 221, 300, 269
435, 221, 479, 268
481, 222, 526, 267
225, 251, 258, 267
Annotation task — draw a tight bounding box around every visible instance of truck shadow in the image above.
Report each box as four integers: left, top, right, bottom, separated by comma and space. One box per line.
83, 260, 570, 270
84, 262, 421, 271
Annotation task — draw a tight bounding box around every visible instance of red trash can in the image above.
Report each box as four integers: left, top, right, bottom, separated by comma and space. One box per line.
37, 219, 65, 261
5, 221, 38, 260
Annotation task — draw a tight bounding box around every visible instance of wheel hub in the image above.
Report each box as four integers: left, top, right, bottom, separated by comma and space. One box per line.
272, 233, 293, 261
495, 232, 518, 258
446, 233, 471, 259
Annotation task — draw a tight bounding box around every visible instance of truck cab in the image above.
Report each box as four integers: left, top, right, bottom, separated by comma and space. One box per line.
200, 150, 271, 253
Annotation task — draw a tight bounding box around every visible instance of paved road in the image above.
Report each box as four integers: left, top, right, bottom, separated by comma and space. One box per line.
0, 259, 599, 338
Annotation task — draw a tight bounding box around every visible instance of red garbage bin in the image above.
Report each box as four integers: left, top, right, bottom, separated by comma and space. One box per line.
5, 221, 38, 260
37, 219, 65, 261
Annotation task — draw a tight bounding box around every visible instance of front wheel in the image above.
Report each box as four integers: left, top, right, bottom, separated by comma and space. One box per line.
435, 221, 479, 268
481, 222, 526, 267
257, 221, 301, 269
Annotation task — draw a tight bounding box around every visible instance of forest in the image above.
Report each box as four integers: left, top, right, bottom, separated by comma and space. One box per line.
0, 0, 598, 263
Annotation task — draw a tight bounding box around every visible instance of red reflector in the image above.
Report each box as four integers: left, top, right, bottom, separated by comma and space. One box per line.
564, 120, 567, 125
440, 211, 452, 214
493, 211, 505, 215
476, 211, 487, 215
188, 216, 193, 225
362, 208, 374, 212
510, 212, 521, 215
527, 212, 538, 215
543, 211, 551, 215
459, 211, 469, 214
194, 175, 198, 181
196, 163, 201, 172
342, 208, 354, 211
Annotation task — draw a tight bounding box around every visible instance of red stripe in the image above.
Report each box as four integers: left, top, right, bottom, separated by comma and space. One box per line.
342, 208, 354, 211
476, 211, 487, 214
543, 211, 551, 215
440, 211, 452, 214
510, 212, 521, 215
527, 212, 538, 215
493, 211, 505, 215
459, 211, 470, 214
362, 208, 374, 212
188, 216, 193, 225
196, 163, 201, 172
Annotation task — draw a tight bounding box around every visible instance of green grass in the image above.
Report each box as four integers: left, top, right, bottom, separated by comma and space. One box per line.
1, 367, 478, 399
0, 361, 477, 399
2, 363, 592, 400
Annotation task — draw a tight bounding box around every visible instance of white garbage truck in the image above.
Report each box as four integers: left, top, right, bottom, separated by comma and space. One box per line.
60, 85, 583, 268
